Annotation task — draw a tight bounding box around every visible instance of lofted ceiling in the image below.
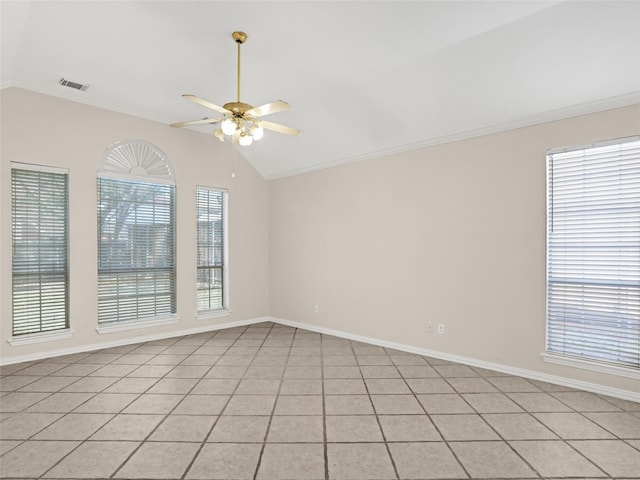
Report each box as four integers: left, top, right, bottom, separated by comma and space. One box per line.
2, 1, 639, 179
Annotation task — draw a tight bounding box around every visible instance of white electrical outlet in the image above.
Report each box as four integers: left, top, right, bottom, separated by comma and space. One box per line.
438, 324, 445, 334
314, 304, 319, 314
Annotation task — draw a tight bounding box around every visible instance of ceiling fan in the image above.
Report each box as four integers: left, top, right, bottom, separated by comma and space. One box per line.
170, 31, 300, 146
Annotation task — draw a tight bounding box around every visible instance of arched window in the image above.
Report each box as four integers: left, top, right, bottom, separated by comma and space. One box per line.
97, 140, 177, 328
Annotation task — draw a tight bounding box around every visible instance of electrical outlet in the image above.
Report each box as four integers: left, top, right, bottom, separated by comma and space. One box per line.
426, 323, 435, 334
314, 304, 319, 314
438, 324, 445, 335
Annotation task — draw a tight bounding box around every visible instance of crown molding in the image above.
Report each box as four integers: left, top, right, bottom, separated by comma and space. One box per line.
265, 91, 640, 180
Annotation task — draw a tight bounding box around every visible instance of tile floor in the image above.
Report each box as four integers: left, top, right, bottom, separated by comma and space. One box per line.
1, 321, 639, 479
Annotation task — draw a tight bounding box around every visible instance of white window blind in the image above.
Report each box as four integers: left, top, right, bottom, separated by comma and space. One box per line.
97, 177, 176, 324
11, 165, 69, 336
546, 137, 640, 369
196, 186, 227, 312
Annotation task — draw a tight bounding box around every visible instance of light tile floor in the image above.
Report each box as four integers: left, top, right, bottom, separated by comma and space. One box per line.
1, 321, 639, 479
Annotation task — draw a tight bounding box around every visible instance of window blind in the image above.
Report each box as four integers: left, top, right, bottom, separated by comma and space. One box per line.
97, 177, 176, 324
546, 137, 640, 369
11, 165, 69, 336
196, 186, 226, 312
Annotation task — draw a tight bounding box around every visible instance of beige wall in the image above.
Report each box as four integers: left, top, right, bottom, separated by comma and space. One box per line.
269, 104, 640, 394
0, 87, 270, 362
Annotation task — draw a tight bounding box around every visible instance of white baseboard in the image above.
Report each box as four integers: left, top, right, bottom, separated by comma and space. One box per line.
3, 314, 638, 403
271, 317, 640, 403
0, 316, 271, 366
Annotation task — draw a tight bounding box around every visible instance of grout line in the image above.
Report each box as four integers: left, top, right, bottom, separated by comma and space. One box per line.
251, 322, 290, 480
435, 366, 546, 478
178, 326, 253, 479
411, 353, 474, 479
321, 330, 330, 480
352, 339, 401, 480
507, 390, 617, 478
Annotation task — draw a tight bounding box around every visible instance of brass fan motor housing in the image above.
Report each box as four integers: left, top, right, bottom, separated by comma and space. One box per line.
223, 101, 253, 116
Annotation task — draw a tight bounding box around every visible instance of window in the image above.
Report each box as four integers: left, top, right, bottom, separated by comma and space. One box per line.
546, 136, 640, 372
97, 140, 176, 327
11, 163, 69, 336
196, 186, 228, 313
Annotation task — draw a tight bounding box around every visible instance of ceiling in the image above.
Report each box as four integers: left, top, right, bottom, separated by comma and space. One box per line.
2, 1, 639, 179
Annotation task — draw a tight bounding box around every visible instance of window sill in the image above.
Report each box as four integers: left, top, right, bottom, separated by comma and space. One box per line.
197, 309, 231, 321
8, 329, 73, 346
96, 315, 179, 335
542, 352, 640, 380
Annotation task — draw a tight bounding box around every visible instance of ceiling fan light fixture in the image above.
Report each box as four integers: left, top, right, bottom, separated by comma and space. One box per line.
214, 129, 225, 142
250, 124, 264, 141
221, 117, 237, 135
238, 131, 253, 146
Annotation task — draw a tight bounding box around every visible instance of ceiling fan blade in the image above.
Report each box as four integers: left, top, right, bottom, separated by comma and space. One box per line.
260, 120, 301, 136
182, 94, 231, 115
170, 117, 223, 128
245, 100, 290, 118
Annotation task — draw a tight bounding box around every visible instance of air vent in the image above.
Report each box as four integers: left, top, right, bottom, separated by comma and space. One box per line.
58, 78, 89, 91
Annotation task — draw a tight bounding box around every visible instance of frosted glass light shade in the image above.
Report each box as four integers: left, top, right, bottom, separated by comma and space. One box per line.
239, 133, 253, 146
251, 125, 264, 141
221, 118, 237, 135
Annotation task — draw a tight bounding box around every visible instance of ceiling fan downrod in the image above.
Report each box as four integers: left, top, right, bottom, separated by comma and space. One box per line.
232, 31, 247, 104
